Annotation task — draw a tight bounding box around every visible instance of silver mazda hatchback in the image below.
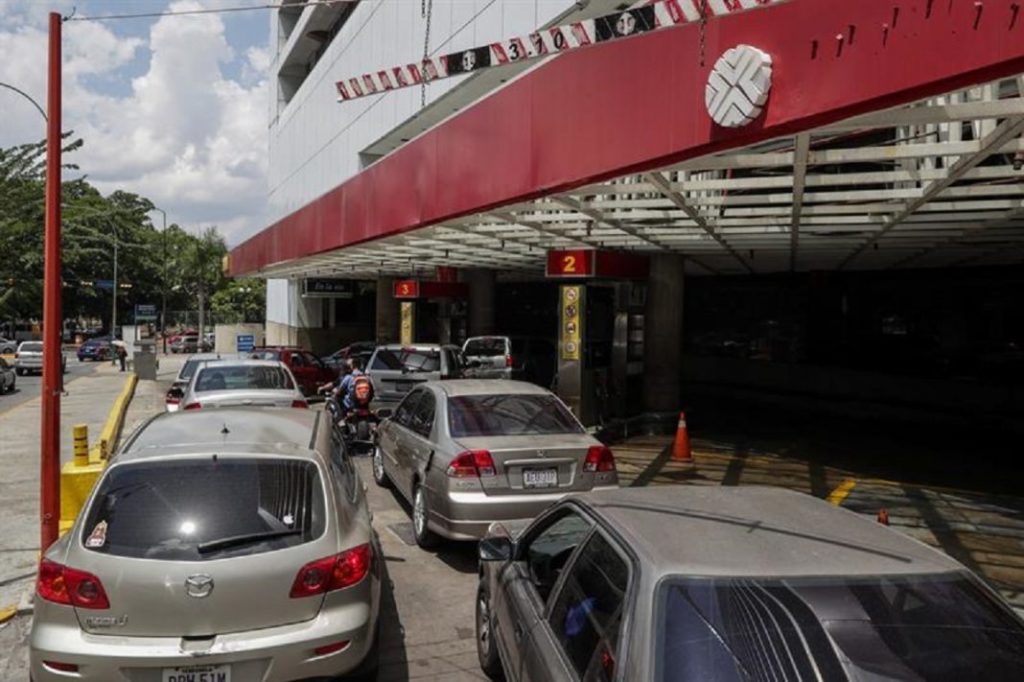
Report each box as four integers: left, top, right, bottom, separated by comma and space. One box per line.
30, 408, 381, 681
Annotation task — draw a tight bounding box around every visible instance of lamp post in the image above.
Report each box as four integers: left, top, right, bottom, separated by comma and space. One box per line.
0, 81, 47, 122
152, 208, 168, 353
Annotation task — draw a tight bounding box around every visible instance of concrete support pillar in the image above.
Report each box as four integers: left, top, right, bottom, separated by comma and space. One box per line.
375, 276, 400, 344
464, 269, 496, 337
644, 254, 685, 413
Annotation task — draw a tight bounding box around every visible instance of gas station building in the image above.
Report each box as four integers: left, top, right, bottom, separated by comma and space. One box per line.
230, 0, 1024, 428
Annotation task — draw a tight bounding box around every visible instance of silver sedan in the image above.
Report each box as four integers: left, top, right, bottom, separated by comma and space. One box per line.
180, 359, 308, 410
372, 380, 618, 547
31, 407, 382, 681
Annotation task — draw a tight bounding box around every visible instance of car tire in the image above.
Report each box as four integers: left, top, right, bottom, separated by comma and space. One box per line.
372, 446, 391, 489
412, 483, 439, 549
476, 585, 505, 680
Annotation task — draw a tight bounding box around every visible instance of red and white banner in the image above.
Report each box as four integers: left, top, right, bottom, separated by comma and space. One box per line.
335, 0, 782, 102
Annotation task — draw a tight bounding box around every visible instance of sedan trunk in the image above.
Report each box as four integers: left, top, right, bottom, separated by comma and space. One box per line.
454, 434, 599, 495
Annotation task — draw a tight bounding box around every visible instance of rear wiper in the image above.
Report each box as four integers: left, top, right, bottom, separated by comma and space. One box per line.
197, 529, 301, 554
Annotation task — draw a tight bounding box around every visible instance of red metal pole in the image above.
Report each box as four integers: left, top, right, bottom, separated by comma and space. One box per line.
40, 11, 62, 552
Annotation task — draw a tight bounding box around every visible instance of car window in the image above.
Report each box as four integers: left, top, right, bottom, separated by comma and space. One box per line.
464, 338, 507, 356
80, 458, 326, 561
303, 352, 324, 369
371, 348, 441, 372
179, 358, 204, 381
194, 365, 295, 391
656, 573, 1024, 682
448, 394, 584, 437
393, 390, 425, 428
521, 510, 594, 603
249, 350, 280, 361
20, 342, 43, 352
548, 532, 630, 682
290, 352, 306, 367
330, 427, 359, 502
409, 391, 436, 438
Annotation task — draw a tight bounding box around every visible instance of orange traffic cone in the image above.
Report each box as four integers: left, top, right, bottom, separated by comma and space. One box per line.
671, 411, 693, 463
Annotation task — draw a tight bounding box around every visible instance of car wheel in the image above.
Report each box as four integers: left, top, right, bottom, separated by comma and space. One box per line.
412, 484, 439, 549
372, 446, 391, 489
476, 585, 505, 679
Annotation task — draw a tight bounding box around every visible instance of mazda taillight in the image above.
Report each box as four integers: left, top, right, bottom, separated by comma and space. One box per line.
183, 402, 201, 410
291, 399, 308, 408
583, 445, 616, 473
37, 559, 110, 609
290, 544, 372, 598
446, 450, 496, 478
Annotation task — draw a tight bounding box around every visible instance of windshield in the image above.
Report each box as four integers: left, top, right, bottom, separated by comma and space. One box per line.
194, 364, 295, 392
657, 573, 1024, 682
371, 348, 440, 372
81, 458, 326, 560
20, 342, 42, 352
448, 394, 584, 437
464, 338, 506, 357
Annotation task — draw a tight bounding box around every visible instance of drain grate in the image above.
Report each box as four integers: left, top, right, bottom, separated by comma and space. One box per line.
388, 521, 416, 546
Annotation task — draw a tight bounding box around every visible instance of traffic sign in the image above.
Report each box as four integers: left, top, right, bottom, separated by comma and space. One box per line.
546, 250, 649, 279
94, 279, 114, 290
236, 334, 255, 353
134, 304, 158, 321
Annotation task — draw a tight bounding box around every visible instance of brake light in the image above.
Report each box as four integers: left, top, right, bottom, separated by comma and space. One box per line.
446, 450, 496, 478
314, 640, 351, 656
505, 354, 513, 368
583, 445, 616, 473
291, 399, 308, 408
183, 402, 201, 410
290, 544, 372, 598
43, 662, 79, 673
37, 559, 110, 609
165, 395, 180, 405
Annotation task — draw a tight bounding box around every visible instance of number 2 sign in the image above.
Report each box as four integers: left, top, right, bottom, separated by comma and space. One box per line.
546, 250, 594, 278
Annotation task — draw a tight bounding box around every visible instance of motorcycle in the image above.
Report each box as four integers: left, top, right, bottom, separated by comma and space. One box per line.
319, 376, 378, 456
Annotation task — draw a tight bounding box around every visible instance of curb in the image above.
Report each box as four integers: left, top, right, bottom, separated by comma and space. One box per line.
89, 373, 138, 463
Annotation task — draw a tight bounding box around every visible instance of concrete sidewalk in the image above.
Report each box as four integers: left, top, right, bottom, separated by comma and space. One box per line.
0, 357, 179, 679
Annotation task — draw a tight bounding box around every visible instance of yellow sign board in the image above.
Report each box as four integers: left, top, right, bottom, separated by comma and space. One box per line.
400, 301, 415, 346
561, 285, 582, 361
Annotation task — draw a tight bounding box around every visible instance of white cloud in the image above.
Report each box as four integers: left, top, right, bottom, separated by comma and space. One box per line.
0, 0, 269, 246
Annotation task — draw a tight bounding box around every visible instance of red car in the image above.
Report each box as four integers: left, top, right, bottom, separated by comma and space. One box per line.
249, 346, 338, 396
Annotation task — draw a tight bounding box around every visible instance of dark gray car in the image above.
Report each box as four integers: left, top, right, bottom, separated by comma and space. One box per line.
476, 485, 1024, 682
365, 343, 464, 406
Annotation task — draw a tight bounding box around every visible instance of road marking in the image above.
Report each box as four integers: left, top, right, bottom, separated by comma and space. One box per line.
826, 478, 857, 506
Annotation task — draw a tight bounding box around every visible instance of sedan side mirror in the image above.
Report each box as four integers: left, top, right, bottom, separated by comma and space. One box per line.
376, 407, 393, 419
478, 536, 513, 562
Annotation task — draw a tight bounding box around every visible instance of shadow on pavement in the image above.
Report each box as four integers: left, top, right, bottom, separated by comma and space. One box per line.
376, 559, 410, 682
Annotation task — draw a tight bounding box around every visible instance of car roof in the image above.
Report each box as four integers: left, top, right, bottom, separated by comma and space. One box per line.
193, 358, 287, 370
435, 379, 551, 397
118, 408, 322, 462
375, 343, 458, 352
575, 486, 962, 578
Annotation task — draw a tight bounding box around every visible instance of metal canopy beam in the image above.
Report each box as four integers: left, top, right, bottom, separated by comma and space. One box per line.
789, 133, 810, 272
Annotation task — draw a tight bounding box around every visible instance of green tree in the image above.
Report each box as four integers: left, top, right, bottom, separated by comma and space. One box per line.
211, 278, 265, 323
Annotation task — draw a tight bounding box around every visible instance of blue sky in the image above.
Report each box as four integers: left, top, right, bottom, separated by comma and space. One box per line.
0, 0, 274, 244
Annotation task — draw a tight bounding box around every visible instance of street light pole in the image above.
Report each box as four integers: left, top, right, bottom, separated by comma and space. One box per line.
40, 12, 62, 552
0, 81, 47, 122
111, 238, 119, 339
153, 208, 168, 353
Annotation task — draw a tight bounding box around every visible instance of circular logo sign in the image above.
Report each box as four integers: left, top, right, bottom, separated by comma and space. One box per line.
462, 51, 477, 72
705, 45, 773, 128
616, 12, 636, 36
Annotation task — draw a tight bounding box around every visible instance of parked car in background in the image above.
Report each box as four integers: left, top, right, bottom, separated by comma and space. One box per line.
202, 332, 215, 352
323, 341, 377, 372
180, 359, 308, 410
476, 485, 1024, 682
462, 336, 557, 388
0, 357, 15, 394
31, 407, 382, 681
365, 343, 464, 406
15, 341, 65, 376
372, 380, 617, 547
76, 337, 112, 362
169, 333, 199, 354
0, 337, 16, 354
165, 352, 241, 411
250, 346, 338, 396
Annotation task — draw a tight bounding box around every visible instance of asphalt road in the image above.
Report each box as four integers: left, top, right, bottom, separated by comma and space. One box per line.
0, 357, 105, 416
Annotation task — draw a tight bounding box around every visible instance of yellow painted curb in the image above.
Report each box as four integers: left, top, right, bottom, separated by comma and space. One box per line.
88, 373, 138, 464
0, 604, 16, 624
60, 373, 138, 535
826, 478, 857, 506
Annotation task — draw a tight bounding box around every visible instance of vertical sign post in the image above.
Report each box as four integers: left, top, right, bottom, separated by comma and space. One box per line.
400, 302, 415, 346
40, 11, 62, 551
557, 285, 585, 420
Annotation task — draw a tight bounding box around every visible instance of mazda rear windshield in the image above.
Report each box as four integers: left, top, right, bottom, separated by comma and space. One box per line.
194, 365, 295, 392
20, 342, 42, 352
657, 573, 1024, 682
81, 458, 325, 560
448, 394, 584, 437
371, 348, 440, 372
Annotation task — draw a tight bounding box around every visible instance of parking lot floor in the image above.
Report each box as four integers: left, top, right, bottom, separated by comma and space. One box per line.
612, 431, 1024, 609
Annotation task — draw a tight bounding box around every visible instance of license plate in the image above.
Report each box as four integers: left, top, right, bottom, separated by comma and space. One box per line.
162, 665, 231, 682
523, 468, 558, 488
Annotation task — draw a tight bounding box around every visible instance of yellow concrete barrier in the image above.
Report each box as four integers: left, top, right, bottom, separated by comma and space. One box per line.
59, 373, 138, 535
